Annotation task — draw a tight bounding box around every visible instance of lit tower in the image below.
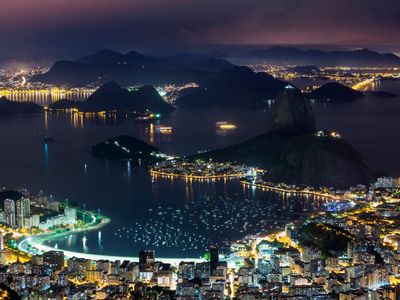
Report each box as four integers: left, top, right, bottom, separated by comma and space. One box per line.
139, 250, 155, 273
4, 199, 16, 227
16, 198, 30, 228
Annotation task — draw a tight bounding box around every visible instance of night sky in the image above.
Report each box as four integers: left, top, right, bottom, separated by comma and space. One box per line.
1, 0, 400, 57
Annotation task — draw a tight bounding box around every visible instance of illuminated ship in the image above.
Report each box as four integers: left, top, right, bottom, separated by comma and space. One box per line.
154, 125, 173, 134
215, 121, 236, 129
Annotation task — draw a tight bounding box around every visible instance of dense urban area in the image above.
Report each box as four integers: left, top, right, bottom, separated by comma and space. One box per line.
0, 171, 399, 299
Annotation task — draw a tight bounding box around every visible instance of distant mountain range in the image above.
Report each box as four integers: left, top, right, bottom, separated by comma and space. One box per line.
49, 81, 174, 114
241, 47, 400, 67
33, 49, 235, 86
175, 66, 287, 108
0, 97, 43, 114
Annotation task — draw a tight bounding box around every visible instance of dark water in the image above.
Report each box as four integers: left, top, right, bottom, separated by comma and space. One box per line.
312, 79, 400, 175
0, 80, 399, 258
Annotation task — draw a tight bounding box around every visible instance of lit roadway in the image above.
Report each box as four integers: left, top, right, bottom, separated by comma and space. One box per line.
352, 78, 375, 91
18, 237, 201, 265
241, 180, 354, 202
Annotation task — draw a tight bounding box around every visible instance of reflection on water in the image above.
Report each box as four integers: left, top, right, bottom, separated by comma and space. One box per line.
48, 111, 135, 129
44, 174, 338, 257
363, 78, 381, 92
43, 143, 49, 168
52, 113, 175, 143
0, 89, 92, 106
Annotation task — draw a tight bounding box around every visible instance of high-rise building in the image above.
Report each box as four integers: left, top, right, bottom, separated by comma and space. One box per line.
43, 251, 64, 269
48, 201, 60, 213
374, 177, 397, 189
139, 250, 155, 273
0, 210, 5, 223
58, 272, 68, 287
110, 260, 120, 275
210, 245, 219, 274
4, 199, 16, 227
24, 214, 40, 228
85, 270, 102, 283
64, 207, 77, 225
16, 198, 30, 228
0, 232, 4, 251
179, 262, 195, 280
194, 262, 210, 280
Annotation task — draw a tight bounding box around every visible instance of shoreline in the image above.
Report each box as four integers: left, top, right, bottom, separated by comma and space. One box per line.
240, 180, 353, 201
17, 208, 202, 265
16, 175, 354, 265
150, 170, 245, 180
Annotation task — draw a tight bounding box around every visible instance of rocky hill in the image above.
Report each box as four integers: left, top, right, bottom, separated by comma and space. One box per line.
266, 85, 316, 134
191, 88, 376, 188
0, 97, 43, 114
32, 49, 234, 86
49, 82, 174, 114
175, 66, 287, 108
91, 135, 165, 163
307, 82, 364, 102
242, 47, 400, 67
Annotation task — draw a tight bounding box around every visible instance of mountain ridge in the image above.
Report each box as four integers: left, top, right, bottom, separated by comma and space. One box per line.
175, 66, 288, 108
306, 82, 365, 102
33, 50, 235, 86
190, 88, 376, 188
0, 97, 43, 114
49, 81, 174, 114
242, 47, 400, 67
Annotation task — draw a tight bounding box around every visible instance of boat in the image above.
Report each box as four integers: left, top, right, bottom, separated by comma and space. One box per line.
154, 125, 172, 134
216, 121, 236, 129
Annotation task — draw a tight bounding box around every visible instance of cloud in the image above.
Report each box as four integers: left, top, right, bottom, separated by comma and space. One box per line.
0, 0, 399, 56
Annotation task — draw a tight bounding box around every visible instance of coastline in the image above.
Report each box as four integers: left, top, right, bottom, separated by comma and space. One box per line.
150, 170, 245, 180
17, 207, 202, 265
240, 180, 353, 201
15, 164, 357, 266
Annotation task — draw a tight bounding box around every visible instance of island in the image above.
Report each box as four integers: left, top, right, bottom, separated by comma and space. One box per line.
47, 99, 79, 110
48, 81, 174, 115
0, 96, 43, 115
306, 82, 365, 102
91, 135, 168, 163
